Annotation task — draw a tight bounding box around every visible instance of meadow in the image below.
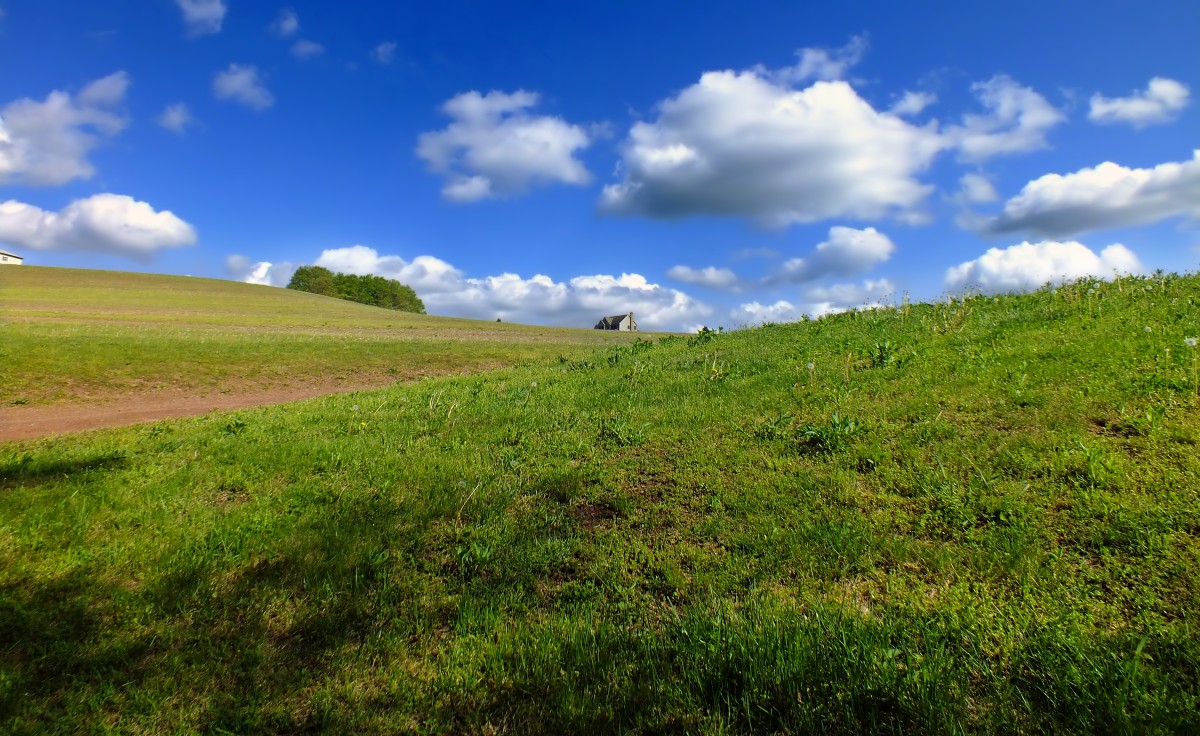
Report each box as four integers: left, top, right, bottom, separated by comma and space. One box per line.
0, 266, 632, 407
1, 269, 1199, 733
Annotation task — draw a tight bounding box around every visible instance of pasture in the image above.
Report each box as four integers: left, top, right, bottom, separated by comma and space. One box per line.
0, 267, 633, 437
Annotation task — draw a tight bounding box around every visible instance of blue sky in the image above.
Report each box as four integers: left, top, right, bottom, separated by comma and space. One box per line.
1, 0, 1197, 330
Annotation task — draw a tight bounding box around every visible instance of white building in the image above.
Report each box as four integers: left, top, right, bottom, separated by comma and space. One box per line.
0, 250, 23, 265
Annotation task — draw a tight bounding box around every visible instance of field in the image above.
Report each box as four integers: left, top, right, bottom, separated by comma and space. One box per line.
2, 268, 1199, 733
0, 267, 635, 439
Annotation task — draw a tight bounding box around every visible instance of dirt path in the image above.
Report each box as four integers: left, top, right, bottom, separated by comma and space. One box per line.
0, 379, 395, 443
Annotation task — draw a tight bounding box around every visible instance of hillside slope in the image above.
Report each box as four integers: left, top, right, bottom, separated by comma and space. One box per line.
2, 272, 1198, 733
0, 266, 635, 412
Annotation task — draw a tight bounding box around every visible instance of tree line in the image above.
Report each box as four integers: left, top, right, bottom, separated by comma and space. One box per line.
287, 266, 426, 314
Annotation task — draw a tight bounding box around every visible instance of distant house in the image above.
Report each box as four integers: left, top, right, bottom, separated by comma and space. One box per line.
595, 312, 637, 331
0, 250, 22, 265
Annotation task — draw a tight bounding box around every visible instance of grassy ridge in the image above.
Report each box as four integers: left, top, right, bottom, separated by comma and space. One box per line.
2, 273, 1199, 732
0, 266, 634, 405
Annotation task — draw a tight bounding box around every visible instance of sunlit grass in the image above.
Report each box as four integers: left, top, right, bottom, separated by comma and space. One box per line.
1, 272, 1198, 733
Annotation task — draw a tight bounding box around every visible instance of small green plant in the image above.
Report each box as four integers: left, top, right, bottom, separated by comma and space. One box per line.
454, 538, 494, 574
752, 411, 796, 441
688, 325, 721, 346
1187, 336, 1198, 403
703, 352, 729, 381
1074, 441, 1117, 488
597, 415, 646, 447
871, 340, 898, 368
798, 413, 861, 453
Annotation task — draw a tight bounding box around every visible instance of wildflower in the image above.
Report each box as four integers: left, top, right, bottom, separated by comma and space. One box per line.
1187, 337, 1198, 348
531, 381, 538, 388
806, 362, 815, 371
351, 404, 359, 411
1144, 326, 1152, 333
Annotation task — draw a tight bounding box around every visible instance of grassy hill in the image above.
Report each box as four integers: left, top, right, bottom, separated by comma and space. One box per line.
2, 271, 1199, 733
0, 266, 636, 407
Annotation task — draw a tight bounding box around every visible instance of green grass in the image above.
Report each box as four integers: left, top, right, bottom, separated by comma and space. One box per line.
0, 266, 637, 405
2, 272, 1199, 733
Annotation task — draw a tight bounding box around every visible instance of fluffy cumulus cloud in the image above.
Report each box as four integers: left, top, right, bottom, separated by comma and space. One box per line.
0, 72, 129, 186
731, 278, 896, 325
945, 75, 1065, 162
599, 71, 943, 227
670, 226, 894, 294
213, 64, 274, 110
981, 151, 1200, 238
242, 245, 710, 330
666, 265, 742, 290
0, 194, 196, 258
176, 0, 226, 36
889, 90, 936, 117
157, 102, 194, 133
957, 173, 999, 204
1089, 78, 1190, 128
226, 255, 297, 286
768, 226, 895, 284
770, 34, 868, 84
802, 279, 897, 315
945, 241, 1142, 294
416, 90, 593, 201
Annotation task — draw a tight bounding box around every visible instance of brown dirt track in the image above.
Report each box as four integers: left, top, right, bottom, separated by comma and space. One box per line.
0, 379, 395, 443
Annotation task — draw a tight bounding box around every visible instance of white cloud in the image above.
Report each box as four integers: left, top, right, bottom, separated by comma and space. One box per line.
157, 102, 194, 134
770, 35, 868, 84
731, 278, 896, 324
958, 173, 998, 203
294, 245, 710, 330
291, 39, 324, 60
269, 8, 299, 37
416, 90, 593, 201
669, 227, 894, 294
889, 90, 936, 117
226, 255, 297, 286
1089, 77, 1190, 128
768, 226, 895, 284
600, 70, 943, 227
667, 265, 742, 290
802, 278, 897, 316
176, 0, 226, 36
945, 240, 1142, 294
0, 194, 196, 258
981, 151, 1200, 238
372, 41, 397, 64
730, 300, 805, 325
0, 72, 129, 186
945, 75, 1065, 162
213, 64, 274, 110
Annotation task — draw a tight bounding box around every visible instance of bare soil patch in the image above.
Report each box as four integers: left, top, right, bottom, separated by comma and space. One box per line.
0, 377, 398, 443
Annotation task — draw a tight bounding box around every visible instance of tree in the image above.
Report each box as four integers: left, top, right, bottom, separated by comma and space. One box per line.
286, 266, 337, 297
287, 266, 425, 314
